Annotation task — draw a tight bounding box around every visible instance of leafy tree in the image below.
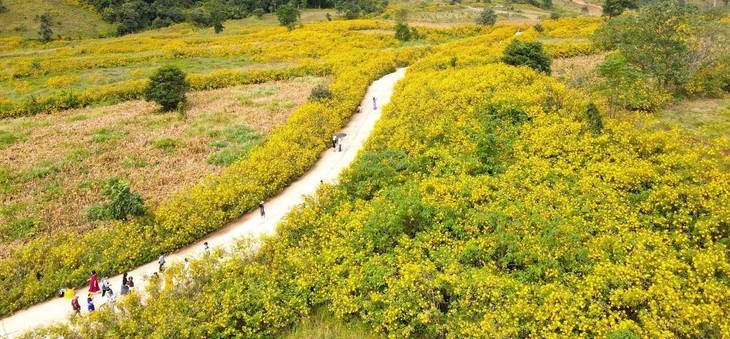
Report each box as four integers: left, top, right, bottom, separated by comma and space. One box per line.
189, 7, 212, 27
501, 39, 552, 74
37, 13, 53, 42
602, 0, 637, 17
253, 8, 265, 19
210, 6, 226, 33
595, 53, 636, 114
87, 177, 145, 221
276, 4, 300, 31
394, 22, 411, 41
476, 8, 497, 25
144, 65, 189, 111
593, 0, 711, 89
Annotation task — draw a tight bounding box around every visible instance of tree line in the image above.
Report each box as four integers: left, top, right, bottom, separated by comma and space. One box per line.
76, 0, 387, 35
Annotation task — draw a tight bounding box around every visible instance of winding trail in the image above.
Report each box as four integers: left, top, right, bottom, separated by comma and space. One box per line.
0, 68, 407, 338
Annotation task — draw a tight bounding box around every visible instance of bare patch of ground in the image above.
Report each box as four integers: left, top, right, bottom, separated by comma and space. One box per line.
0, 77, 325, 249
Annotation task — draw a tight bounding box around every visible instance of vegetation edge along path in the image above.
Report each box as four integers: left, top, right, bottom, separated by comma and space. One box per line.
0, 68, 407, 338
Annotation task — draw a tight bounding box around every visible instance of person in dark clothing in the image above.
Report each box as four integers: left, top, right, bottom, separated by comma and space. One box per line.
259, 201, 265, 218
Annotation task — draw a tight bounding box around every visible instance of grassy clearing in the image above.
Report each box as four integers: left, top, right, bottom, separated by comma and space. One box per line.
551, 53, 605, 90
0, 77, 324, 250
0, 0, 113, 39
284, 310, 379, 339
652, 97, 730, 143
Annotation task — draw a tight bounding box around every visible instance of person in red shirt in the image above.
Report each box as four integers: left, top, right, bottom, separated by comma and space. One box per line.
71, 296, 81, 315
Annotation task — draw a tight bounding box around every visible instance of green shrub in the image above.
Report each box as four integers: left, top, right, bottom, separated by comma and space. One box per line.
476, 8, 497, 26
87, 177, 145, 221
309, 85, 333, 101
585, 102, 603, 135
501, 39, 552, 75
394, 22, 412, 41
144, 65, 189, 112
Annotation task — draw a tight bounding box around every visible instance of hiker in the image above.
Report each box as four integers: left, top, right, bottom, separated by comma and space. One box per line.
127, 276, 135, 288
87, 294, 95, 312
101, 277, 111, 297
259, 201, 265, 218
338, 137, 342, 152
158, 253, 166, 272
121, 272, 128, 289
121, 283, 130, 296
203, 241, 210, 254
64, 286, 75, 300
357, 105, 361, 113
71, 296, 81, 315
332, 135, 337, 149
373, 97, 377, 110
88, 271, 100, 293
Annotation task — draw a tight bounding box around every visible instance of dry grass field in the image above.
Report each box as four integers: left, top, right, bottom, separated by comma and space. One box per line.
0, 76, 324, 251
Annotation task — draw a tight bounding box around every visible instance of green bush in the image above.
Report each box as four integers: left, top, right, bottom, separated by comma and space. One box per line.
394, 22, 412, 41
144, 65, 189, 112
309, 84, 333, 101
476, 8, 496, 26
501, 39, 552, 75
87, 177, 145, 221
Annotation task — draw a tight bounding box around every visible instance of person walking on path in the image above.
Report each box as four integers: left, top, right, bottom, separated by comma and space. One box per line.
101, 277, 111, 297
87, 294, 95, 312
338, 137, 342, 152
259, 201, 265, 218
71, 296, 81, 315
88, 271, 100, 293
158, 253, 166, 272
203, 242, 210, 254
373, 97, 377, 110
121, 272, 128, 289
332, 135, 337, 149
127, 276, 135, 288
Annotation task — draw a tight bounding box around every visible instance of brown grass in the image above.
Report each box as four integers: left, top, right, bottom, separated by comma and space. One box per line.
551, 53, 605, 90
0, 77, 325, 250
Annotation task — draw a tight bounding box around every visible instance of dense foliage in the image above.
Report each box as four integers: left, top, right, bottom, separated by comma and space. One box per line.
594, 0, 730, 101
75, 0, 387, 34
144, 65, 189, 111
26, 20, 730, 338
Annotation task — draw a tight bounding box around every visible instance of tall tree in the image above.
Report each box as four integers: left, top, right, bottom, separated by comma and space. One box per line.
602, 0, 637, 17
276, 4, 300, 31
594, 0, 700, 89
37, 13, 53, 42
476, 8, 497, 25
144, 65, 189, 112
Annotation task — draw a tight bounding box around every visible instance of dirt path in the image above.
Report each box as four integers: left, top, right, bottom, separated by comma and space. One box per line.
0, 68, 408, 338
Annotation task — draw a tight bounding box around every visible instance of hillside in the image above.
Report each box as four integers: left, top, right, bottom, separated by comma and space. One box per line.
1, 0, 729, 337
0, 0, 113, 39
